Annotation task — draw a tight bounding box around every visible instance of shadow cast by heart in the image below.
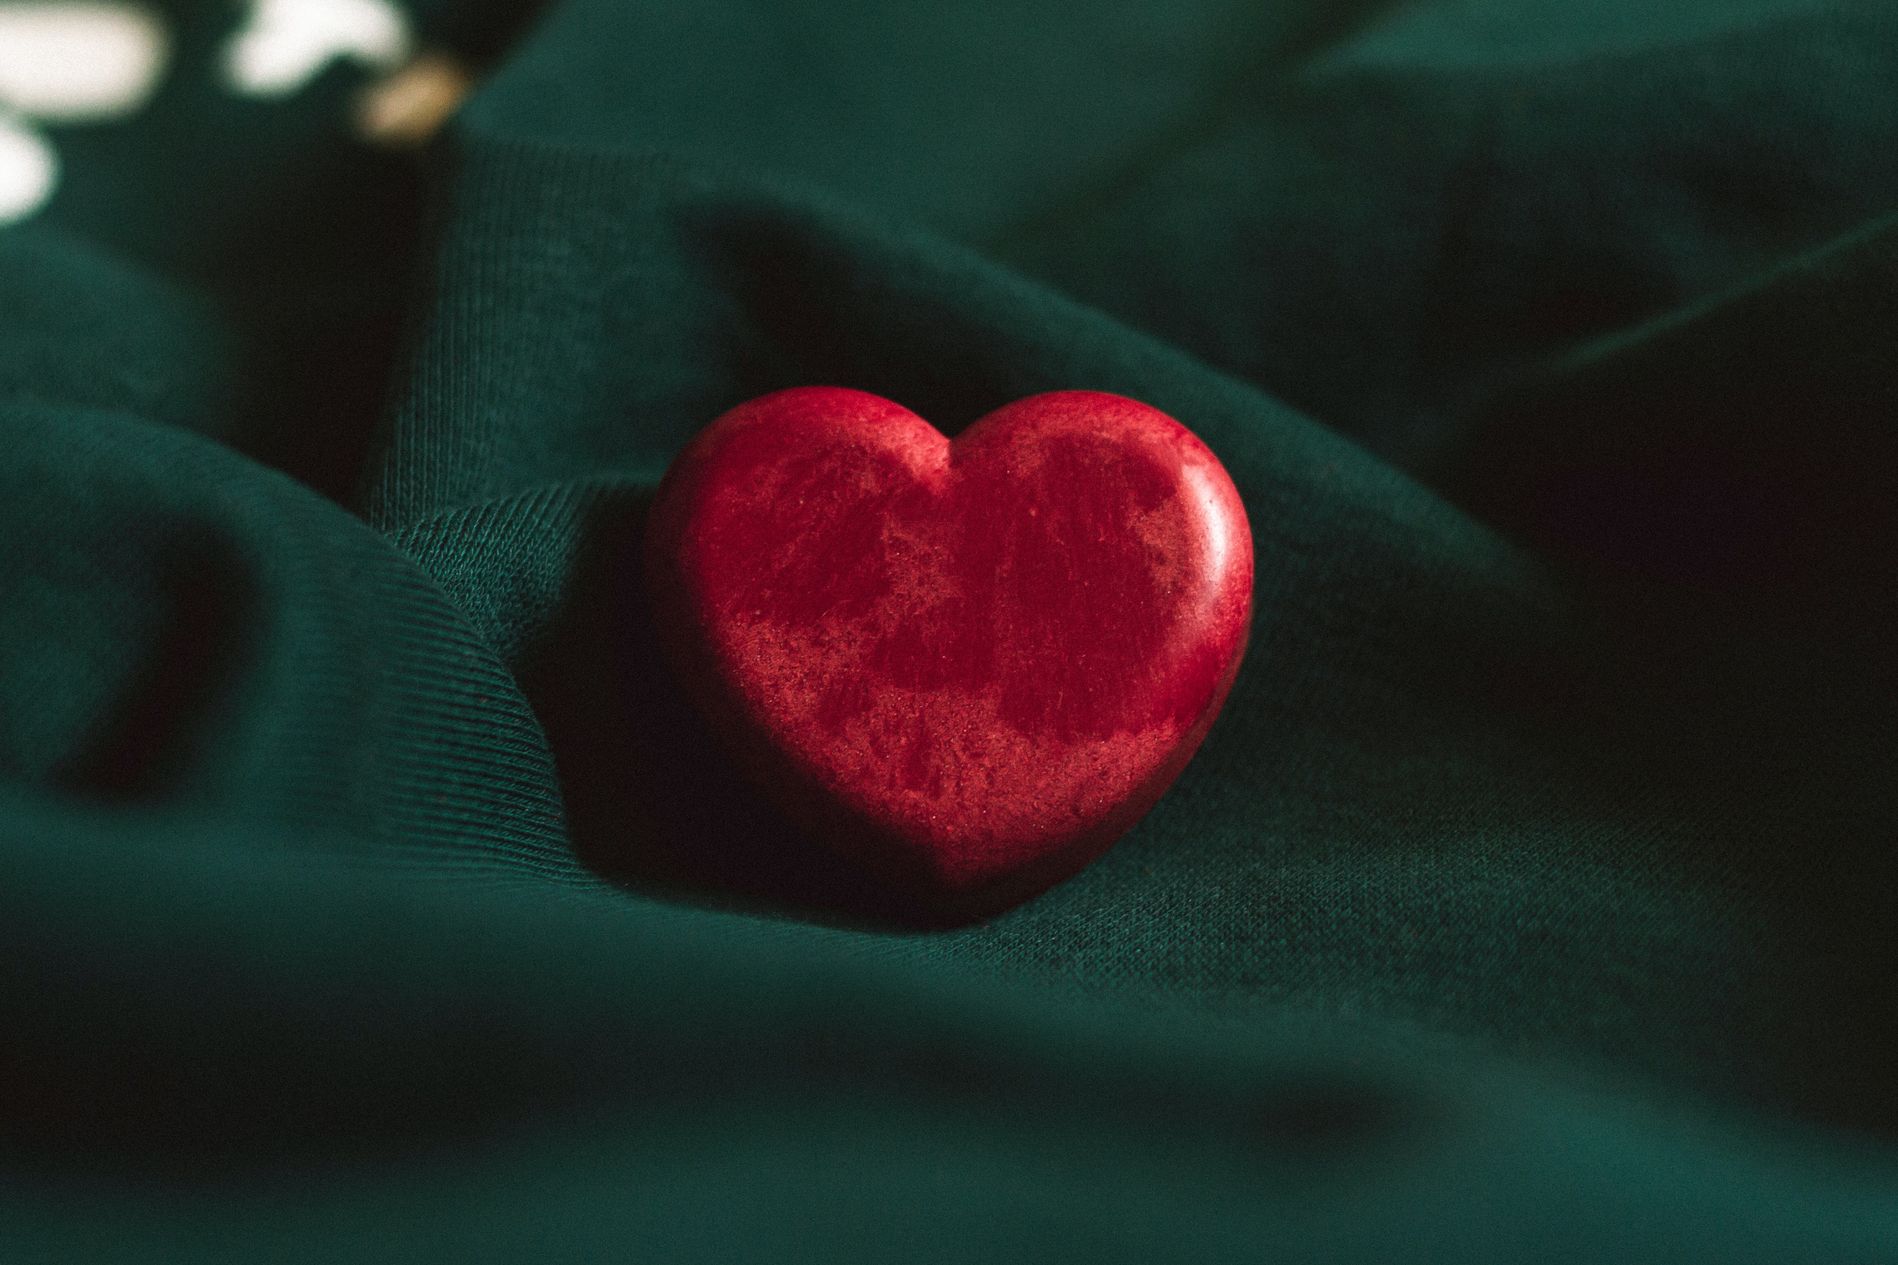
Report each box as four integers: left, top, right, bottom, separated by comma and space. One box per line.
515, 487, 967, 931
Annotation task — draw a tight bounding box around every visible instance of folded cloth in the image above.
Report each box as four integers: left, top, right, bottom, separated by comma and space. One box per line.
4, 1, 1898, 1259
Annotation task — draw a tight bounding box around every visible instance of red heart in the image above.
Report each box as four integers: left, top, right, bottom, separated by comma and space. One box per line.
645, 388, 1252, 918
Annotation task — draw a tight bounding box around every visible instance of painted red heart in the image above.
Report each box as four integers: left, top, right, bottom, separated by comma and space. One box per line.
645, 388, 1252, 918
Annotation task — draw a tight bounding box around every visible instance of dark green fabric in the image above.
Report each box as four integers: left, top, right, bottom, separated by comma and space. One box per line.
6, 0, 1898, 1258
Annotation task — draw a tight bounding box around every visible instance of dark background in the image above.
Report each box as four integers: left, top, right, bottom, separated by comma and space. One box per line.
4, 1, 1898, 1258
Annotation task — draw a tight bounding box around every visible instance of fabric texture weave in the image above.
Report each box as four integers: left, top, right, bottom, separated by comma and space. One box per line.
5, 1, 1898, 1258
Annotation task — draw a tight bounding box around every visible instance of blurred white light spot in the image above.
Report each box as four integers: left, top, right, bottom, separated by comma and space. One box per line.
0, 3, 169, 122
0, 113, 57, 224
225, 0, 412, 98
356, 51, 471, 146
